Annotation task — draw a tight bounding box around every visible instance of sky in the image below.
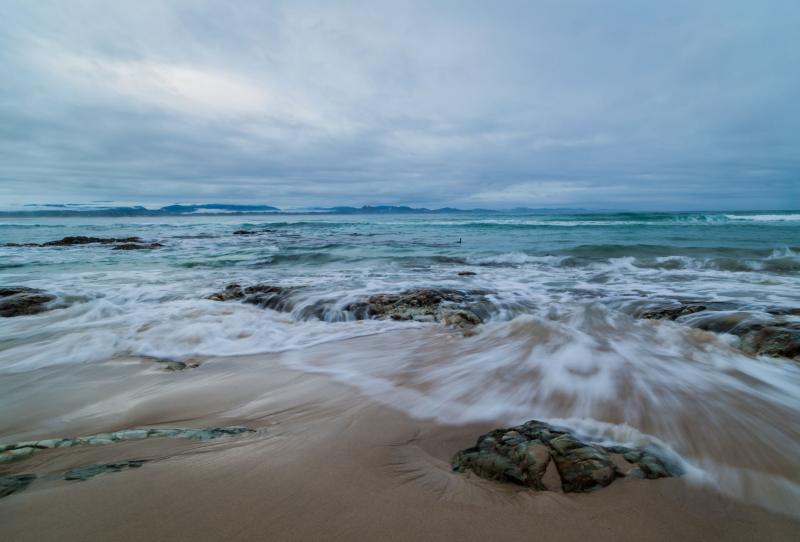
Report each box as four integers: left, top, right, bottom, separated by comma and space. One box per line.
1, 0, 798, 211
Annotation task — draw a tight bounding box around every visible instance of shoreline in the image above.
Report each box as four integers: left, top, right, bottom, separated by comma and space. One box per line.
1, 351, 798, 541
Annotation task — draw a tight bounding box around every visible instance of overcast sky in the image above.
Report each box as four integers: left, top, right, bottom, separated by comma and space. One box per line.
1, 0, 798, 210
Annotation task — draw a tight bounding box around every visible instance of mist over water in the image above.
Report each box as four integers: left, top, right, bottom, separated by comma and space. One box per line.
1, 211, 799, 515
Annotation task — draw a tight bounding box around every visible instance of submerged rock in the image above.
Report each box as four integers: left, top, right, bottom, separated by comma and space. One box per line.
112, 242, 163, 250
346, 288, 487, 328
0, 474, 36, 498
0, 426, 256, 463
207, 283, 300, 311
637, 301, 800, 361
0, 287, 57, 317
452, 419, 681, 493
739, 324, 800, 360
41, 236, 144, 246
64, 459, 147, 481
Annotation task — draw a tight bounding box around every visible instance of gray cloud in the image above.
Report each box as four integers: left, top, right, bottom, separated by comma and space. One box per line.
1, 0, 798, 210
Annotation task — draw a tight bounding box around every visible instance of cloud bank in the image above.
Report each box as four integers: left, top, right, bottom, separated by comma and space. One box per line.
1, 0, 798, 210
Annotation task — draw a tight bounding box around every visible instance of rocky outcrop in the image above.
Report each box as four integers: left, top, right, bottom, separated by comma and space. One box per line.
0, 287, 57, 317
207, 284, 299, 312
638, 301, 800, 361
207, 284, 490, 329
42, 236, 144, 246
739, 324, 800, 360
452, 420, 682, 493
345, 288, 487, 328
5, 236, 163, 249
0, 426, 255, 464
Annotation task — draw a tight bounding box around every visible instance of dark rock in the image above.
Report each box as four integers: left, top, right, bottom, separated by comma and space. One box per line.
207, 283, 300, 312
452, 419, 681, 493
64, 459, 147, 481
233, 229, 274, 235
740, 324, 800, 360
0, 287, 57, 317
345, 288, 485, 328
0, 426, 256, 463
639, 304, 707, 320
548, 434, 616, 492
112, 242, 163, 250
41, 236, 143, 246
0, 474, 36, 498
457, 271, 477, 276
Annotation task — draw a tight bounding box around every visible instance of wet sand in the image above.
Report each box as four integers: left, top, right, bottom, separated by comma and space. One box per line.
1, 351, 798, 541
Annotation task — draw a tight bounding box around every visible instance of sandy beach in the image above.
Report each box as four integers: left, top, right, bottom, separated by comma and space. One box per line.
1, 336, 798, 542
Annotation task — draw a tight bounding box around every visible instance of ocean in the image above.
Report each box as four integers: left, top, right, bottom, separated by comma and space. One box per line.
1, 210, 799, 515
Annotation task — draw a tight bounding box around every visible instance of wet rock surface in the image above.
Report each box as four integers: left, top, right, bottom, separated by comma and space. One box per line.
638, 301, 800, 361
345, 288, 489, 328
0, 287, 57, 317
208, 284, 490, 329
0, 426, 255, 464
0, 474, 36, 498
112, 242, 164, 250
207, 283, 300, 312
5, 236, 163, 249
452, 420, 682, 493
65, 460, 148, 481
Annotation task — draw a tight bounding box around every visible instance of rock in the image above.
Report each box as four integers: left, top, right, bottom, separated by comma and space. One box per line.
457, 271, 477, 276
0, 474, 36, 498
548, 434, 616, 492
0, 287, 57, 317
41, 236, 143, 246
0, 447, 35, 464
233, 229, 274, 235
441, 309, 482, 329
740, 324, 800, 360
64, 459, 147, 481
453, 429, 551, 489
112, 429, 149, 440
346, 288, 486, 328
452, 419, 681, 493
636, 301, 800, 361
112, 242, 163, 250
0, 426, 256, 463
207, 283, 300, 312
639, 304, 707, 320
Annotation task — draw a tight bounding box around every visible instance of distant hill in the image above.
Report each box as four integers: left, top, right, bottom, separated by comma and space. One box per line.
0, 203, 587, 217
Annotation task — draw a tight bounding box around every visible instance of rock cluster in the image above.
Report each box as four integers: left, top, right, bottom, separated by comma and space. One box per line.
344, 288, 487, 329
638, 301, 800, 361
0, 287, 57, 317
5, 236, 163, 250
0, 426, 255, 464
452, 419, 682, 493
207, 283, 299, 312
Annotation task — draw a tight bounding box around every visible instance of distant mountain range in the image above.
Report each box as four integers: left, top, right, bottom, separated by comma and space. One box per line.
0, 203, 586, 217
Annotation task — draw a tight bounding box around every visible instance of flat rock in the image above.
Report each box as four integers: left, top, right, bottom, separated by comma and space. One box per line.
453, 419, 682, 493
64, 459, 147, 481
112, 242, 163, 250
0, 474, 36, 498
41, 236, 144, 246
0, 426, 256, 463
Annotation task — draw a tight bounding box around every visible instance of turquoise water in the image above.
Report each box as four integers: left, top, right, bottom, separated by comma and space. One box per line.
1, 211, 799, 367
